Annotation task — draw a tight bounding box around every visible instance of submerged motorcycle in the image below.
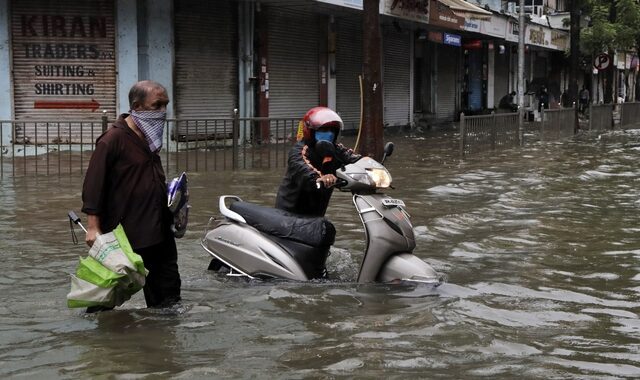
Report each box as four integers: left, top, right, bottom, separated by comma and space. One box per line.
201, 142, 439, 284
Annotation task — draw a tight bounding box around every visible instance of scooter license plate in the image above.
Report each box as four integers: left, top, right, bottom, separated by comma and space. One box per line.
382, 198, 405, 208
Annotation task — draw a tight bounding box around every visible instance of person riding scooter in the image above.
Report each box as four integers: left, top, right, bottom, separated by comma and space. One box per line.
275, 106, 361, 217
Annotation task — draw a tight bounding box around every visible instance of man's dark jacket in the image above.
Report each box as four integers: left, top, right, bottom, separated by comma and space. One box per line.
82, 114, 171, 249
275, 141, 360, 217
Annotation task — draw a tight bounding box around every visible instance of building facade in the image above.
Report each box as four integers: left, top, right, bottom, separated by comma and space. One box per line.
0, 0, 571, 145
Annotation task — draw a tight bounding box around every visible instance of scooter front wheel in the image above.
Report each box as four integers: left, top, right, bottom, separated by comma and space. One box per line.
378, 253, 440, 284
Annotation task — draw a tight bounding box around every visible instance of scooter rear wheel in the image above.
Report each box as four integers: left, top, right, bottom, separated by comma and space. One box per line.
207, 258, 227, 271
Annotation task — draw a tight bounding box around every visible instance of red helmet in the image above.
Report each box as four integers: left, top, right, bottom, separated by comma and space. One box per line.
302, 107, 343, 143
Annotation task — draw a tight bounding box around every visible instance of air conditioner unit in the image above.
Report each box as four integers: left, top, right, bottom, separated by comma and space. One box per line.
507, 2, 516, 13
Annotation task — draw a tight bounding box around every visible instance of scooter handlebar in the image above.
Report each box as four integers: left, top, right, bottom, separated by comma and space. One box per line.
316, 178, 348, 189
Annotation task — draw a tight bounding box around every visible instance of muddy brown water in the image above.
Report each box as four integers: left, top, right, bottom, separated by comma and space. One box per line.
1, 129, 639, 378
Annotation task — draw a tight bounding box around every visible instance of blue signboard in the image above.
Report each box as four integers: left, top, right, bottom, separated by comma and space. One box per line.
444, 33, 461, 47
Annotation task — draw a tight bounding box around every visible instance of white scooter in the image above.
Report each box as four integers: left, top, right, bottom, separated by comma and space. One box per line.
201, 142, 439, 284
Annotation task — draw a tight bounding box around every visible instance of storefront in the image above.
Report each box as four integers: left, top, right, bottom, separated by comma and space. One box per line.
382, 26, 412, 126
429, 0, 464, 121
10, 0, 116, 142
462, 39, 484, 111
173, 0, 237, 121
334, 16, 362, 131
413, 32, 435, 118
380, 0, 427, 126
267, 6, 321, 119
492, 43, 511, 107
463, 14, 508, 109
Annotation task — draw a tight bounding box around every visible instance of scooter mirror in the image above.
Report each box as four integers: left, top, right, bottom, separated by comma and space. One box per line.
381, 142, 394, 164
384, 142, 394, 157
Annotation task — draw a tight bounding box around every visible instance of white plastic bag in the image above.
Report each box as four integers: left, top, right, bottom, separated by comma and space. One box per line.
67, 224, 147, 309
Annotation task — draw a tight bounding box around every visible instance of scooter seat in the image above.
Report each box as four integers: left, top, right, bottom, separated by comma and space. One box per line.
229, 201, 336, 248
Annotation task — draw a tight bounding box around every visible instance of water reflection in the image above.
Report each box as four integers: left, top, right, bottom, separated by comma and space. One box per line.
1, 130, 640, 378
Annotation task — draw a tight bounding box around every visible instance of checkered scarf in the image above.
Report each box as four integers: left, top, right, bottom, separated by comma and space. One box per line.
130, 110, 166, 153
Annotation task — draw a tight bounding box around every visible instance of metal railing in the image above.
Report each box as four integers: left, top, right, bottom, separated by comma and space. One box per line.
459, 111, 521, 158
0, 117, 108, 178
619, 102, 640, 128
0, 114, 301, 178
540, 107, 576, 141
588, 104, 614, 131
164, 115, 299, 175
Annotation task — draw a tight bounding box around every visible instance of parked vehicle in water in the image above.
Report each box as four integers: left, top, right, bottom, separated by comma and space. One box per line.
201, 142, 440, 284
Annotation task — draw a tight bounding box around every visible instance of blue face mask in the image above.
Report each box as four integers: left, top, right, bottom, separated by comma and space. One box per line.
315, 130, 335, 143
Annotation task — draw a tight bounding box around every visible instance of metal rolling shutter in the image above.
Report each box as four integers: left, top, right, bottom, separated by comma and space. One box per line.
11, 0, 116, 143
335, 18, 362, 132
383, 29, 411, 126
436, 44, 459, 120
493, 49, 509, 107
268, 7, 319, 119
174, 0, 237, 125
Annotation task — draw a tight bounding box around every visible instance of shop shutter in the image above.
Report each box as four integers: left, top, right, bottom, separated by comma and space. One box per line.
436, 44, 459, 120
174, 0, 237, 138
383, 29, 411, 126
10, 0, 116, 143
493, 49, 509, 107
335, 18, 362, 132
268, 7, 319, 119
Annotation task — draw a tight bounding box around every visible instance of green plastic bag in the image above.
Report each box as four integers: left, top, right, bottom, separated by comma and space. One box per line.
67, 224, 148, 309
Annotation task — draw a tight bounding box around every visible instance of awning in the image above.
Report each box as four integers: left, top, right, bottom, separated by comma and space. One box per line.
438, 0, 492, 20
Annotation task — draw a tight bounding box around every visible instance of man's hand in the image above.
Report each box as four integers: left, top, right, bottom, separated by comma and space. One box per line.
85, 214, 102, 247
316, 174, 337, 188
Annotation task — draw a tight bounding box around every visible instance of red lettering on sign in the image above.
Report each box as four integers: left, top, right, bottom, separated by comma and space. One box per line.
34, 99, 100, 111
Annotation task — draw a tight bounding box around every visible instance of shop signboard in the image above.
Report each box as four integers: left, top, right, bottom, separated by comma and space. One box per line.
550, 30, 568, 51
506, 21, 568, 51
10, 0, 116, 121
444, 33, 461, 46
429, 0, 463, 29
463, 15, 507, 38
382, 0, 429, 24
506, 19, 519, 43
616, 52, 626, 69
428, 31, 443, 43
526, 25, 549, 48
315, 0, 363, 9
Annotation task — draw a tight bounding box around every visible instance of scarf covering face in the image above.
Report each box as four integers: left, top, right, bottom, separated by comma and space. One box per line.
130, 110, 166, 152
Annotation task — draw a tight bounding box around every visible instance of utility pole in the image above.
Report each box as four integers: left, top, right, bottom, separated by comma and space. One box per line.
360, 0, 384, 160
517, 0, 525, 144
569, 0, 580, 132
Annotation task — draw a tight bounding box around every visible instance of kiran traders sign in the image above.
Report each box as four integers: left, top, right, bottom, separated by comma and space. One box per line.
10, 0, 116, 120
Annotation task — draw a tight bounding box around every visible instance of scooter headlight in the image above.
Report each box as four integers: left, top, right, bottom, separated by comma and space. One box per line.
367, 168, 392, 188
347, 173, 374, 186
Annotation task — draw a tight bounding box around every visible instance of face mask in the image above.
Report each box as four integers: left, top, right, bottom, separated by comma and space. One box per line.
130, 110, 166, 152
315, 130, 335, 143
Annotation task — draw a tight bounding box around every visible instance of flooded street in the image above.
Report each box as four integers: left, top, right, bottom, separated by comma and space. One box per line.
1, 129, 639, 378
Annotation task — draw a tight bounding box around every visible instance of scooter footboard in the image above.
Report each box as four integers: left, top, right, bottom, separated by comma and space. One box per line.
378, 253, 439, 284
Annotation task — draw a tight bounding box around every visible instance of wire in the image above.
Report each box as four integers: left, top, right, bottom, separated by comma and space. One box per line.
354, 74, 364, 152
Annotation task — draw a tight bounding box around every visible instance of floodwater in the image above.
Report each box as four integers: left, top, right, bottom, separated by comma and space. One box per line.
1, 129, 640, 379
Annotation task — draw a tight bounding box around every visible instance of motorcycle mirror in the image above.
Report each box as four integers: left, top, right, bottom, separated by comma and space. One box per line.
381, 142, 394, 164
